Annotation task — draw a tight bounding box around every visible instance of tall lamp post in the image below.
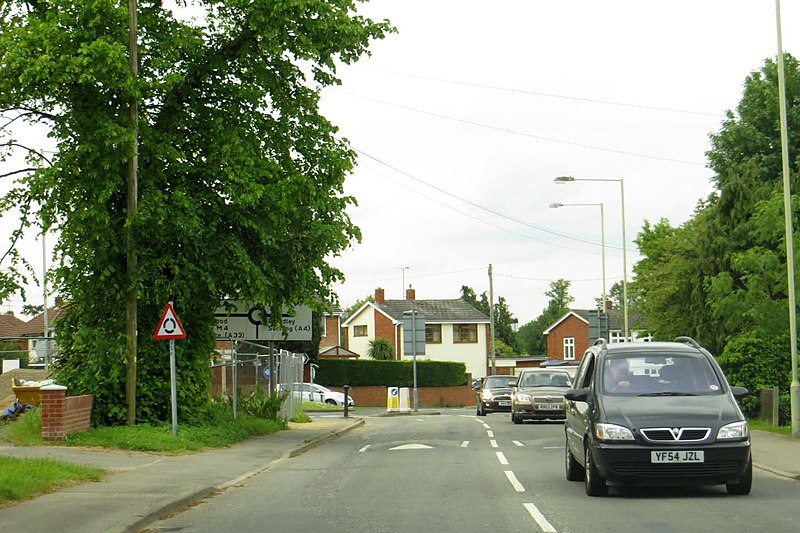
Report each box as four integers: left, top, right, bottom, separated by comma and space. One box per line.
555, 176, 628, 341
549, 202, 606, 314
774, 0, 800, 437
400, 266, 410, 296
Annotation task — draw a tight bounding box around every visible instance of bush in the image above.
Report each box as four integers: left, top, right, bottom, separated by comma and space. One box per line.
238, 388, 287, 421
315, 359, 467, 387
717, 332, 792, 424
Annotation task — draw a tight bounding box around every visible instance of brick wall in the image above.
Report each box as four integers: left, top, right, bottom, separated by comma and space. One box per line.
328, 385, 474, 408
40, 385, 94, 441
374, 311, 397, 358
320, 315, 339, 347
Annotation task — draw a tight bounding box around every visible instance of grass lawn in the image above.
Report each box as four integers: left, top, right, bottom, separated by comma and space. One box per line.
0, 456, 104, 506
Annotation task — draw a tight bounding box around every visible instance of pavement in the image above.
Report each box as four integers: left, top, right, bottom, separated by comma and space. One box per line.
0, 412, 799, 533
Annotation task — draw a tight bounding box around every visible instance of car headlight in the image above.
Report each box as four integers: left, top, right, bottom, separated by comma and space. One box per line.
594, 423, 634, 441
717, 421, 749, 440
482, 390, 493, 400
516, 393, 531, 402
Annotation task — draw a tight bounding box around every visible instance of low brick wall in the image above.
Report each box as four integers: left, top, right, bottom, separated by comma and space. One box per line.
40, 385, 94, 441
327, 385, 474, 408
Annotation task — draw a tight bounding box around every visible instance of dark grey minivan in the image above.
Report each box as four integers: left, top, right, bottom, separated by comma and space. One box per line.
564, 337, 751, 496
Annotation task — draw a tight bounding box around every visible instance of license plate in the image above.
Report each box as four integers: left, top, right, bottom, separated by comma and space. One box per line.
535, 403, 562, 411
650, 450, 704, 463
498, 401, 511, 406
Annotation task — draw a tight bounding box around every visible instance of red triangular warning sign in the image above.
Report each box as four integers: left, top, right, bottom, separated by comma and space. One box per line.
153, 302, 187, 340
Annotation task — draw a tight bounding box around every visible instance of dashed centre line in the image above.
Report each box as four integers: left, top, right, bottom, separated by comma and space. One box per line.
496, 451, 509, 465
358, 445, 370, 453
523, 503, 557, 533
513, 440, 525, 447
487, 430, 494, 438
461, 441, 470, 447
504, 470, 526, 492
490, 440, 499, 448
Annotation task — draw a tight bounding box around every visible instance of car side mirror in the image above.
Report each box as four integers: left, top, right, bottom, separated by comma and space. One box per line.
564, 387, 591, 403
508, 380, 518, 388
730, 386, 749, 399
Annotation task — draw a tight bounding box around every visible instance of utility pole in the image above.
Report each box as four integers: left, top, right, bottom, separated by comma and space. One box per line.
42, 231, 49, 373
126, 0, 139, 425
488, 263, 496, 375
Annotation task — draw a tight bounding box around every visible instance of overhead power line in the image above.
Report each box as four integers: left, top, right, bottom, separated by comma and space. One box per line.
354, 148, 625, 253
342, 91, 705, 167
355, 67, 724, 119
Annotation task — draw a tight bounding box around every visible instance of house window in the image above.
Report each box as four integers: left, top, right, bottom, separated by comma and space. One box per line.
563, 337, 575, 360
453, 324, 478, 343
426, 324, 442, 344
353, 325, 367, 337
609, 330, 623, 343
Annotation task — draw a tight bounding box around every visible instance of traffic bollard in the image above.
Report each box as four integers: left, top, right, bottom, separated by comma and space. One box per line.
343, 385, 350, 418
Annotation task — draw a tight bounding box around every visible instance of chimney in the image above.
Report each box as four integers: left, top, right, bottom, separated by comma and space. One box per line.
375, 287, 385, 304
605, 299, 613, 311
405, 285, 416, 300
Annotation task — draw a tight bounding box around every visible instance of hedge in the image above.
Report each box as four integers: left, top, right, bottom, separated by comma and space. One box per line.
314, 359, 467, 387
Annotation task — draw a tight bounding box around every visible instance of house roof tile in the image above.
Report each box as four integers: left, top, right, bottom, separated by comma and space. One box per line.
375, 299, 490, 323
0, 312, 25, 337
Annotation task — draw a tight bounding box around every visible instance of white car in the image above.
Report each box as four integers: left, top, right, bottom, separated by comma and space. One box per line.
280, 383, 354, 407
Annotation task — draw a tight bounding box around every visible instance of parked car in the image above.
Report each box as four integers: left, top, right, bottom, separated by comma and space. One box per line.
279, 383, 355, 407
509, 368, 573, 424
475, 375, 513, 416
564, 337, 751, 496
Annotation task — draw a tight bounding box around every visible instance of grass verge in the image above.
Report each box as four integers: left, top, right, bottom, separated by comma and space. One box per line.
748, 418, 792, 437
1, 407, 287, 454
0, 456, 104, 506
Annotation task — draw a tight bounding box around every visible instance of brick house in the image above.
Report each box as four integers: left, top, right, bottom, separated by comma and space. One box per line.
544, 308, 650, 364
341, 287, 491, 380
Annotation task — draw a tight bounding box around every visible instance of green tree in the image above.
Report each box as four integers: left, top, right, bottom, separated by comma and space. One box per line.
0, 1, 392, 424
515, 279, 573, 355
367, 338, 394, 361
461, 285, 517, 350
21, 304, 44, 318
634, 55, 800, 354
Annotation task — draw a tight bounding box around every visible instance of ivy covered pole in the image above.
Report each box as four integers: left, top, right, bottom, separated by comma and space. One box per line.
126, 0, 139, 425
774, 0, 800, 438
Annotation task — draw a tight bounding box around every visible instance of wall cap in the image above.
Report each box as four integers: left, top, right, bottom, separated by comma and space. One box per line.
40, 384, 67, 391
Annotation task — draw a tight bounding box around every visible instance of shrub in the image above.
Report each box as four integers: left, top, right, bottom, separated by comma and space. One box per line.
238, 388, 287, 421
717, 332, 792, 424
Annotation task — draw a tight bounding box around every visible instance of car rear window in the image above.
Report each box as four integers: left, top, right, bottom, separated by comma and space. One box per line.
602, 353, 723, 396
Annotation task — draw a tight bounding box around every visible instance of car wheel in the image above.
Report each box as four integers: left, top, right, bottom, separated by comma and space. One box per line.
325, 399, 337, 405
512, 412, 521, 424
565, 438, 583, 481
584, 445, 608, 496
726, 455, 752, 495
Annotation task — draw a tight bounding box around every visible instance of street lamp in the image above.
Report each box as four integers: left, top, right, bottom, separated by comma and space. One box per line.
400, 266, 410, 297
555, 176, 629, 341
549, 202, 606, 315
774, 0, 800, 437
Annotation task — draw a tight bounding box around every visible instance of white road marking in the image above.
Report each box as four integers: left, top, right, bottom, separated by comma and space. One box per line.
461, 441, 470, 447
513, 440, 525, 447
389, 444, 433, 450
490, 440, 499, 448
504, 470, 526, 492
496, 451, 509, 465
358, 445, 370, 453
523, 503, 557, 533
543, 446, 564, 450
482, 423, 491, 429
487, 430, 494, 438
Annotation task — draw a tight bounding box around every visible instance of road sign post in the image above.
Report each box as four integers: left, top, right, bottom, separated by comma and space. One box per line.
153, 302, 186, 437
402, 311, 425, 412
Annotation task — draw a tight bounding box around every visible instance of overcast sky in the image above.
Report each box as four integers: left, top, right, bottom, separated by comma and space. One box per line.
2, 1, 799, 327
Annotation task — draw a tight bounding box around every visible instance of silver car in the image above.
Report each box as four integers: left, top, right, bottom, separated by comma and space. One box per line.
510, 369, 573, 424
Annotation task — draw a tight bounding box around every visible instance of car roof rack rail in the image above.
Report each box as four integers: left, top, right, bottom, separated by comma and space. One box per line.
674, 336, 701, 349
592, 338, 607, 347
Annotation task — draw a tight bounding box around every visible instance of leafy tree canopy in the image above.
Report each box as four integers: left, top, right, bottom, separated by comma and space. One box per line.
460, 285, 516, 350
0, 0, 393, 424
515, 279, 573, 355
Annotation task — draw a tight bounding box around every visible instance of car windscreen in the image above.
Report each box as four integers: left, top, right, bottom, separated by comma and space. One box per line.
519, 372, 572, 388
602, 353, 723, 396
483, 376, 511, 388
